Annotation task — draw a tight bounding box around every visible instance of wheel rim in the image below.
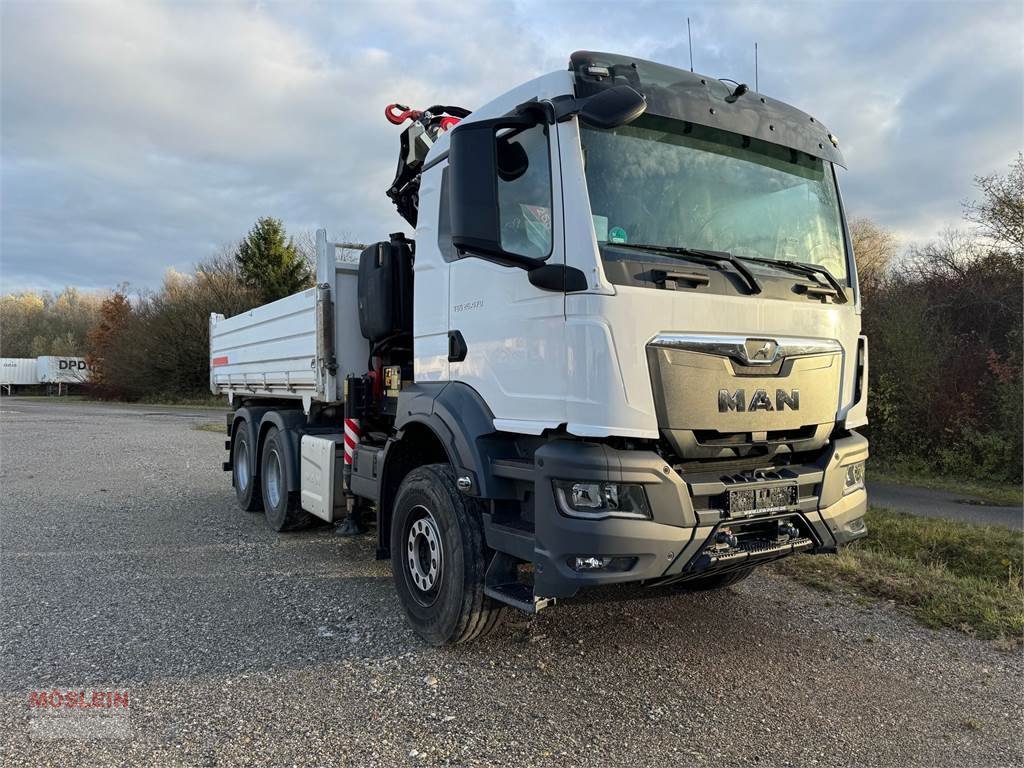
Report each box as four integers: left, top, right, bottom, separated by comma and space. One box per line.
235, 438, 250, 492
266, 448, 282, 509
405, 505, 443, 605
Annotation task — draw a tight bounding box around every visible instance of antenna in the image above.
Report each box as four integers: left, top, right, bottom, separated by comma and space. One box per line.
687, 18, 694, 72
755, 42, 759, 91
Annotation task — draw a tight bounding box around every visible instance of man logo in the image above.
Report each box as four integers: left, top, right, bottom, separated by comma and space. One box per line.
719, 388, 800, 412
742, 338, 778, 365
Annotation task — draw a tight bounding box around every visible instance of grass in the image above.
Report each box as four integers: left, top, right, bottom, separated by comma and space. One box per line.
871, 464, 1023, 507
775, 507, 1024, 646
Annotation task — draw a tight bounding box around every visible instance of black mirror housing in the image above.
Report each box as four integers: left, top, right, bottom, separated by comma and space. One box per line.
496, 136, 529, 182
447, 91, 643, 279
449, 119, 501, 257
577, 85, 647, 130
449, 114, 544, 268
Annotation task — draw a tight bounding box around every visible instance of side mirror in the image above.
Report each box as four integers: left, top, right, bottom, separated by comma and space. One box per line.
496, 136, 529, 182
449, 114, 547, 270
577, 85, 647, 130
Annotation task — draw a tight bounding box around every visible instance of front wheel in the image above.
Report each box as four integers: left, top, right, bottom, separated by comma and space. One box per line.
260, 426, 312, 532
390, 464, 506, 645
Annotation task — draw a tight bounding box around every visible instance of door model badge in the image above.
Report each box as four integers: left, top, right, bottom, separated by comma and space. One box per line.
718, 388, 800, 412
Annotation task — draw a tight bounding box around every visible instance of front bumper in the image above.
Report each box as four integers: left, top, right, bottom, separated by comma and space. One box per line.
529, 432, 869, 599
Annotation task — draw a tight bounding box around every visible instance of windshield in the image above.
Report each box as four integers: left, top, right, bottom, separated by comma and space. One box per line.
581, 115, 850, 283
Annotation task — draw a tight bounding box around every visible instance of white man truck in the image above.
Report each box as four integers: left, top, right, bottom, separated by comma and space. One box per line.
210, 51, 869, 645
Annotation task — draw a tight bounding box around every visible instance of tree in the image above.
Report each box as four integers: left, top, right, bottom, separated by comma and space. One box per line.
30, 335, 50, 357
861, 154, 1024, 483
849, 218, 897, 296
234, 217, 313, 304
963, 153, 1023, 262
0, 288, 103, 357
86, 292, 133, 397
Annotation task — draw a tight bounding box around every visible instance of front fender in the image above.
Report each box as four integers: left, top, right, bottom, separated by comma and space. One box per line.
394, 381, 504, 498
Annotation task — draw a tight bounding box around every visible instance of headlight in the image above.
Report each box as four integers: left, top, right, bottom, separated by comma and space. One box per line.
843, 461, 866, 494
553, 481, 651, 519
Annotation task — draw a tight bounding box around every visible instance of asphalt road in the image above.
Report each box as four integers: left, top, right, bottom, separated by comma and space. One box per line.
1, 399, 1021, 767
868, 482, 1022, 530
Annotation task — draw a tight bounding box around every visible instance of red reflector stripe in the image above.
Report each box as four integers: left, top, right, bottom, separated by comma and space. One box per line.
211, 356, 229, 367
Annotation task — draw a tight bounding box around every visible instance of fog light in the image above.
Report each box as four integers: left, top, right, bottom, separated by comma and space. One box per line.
844, 461, 866, 494
574, 556, 612, 571
570, 556, 638, 572
553, 481, 651, 519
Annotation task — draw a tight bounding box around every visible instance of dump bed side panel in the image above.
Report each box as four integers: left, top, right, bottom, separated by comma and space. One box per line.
209, 231, 368, 405
210, 288, 318, 400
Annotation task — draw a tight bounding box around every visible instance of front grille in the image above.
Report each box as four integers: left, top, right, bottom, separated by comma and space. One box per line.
672, 452, 782, 475
691, 424, 819, 446
646, 334, 842, 460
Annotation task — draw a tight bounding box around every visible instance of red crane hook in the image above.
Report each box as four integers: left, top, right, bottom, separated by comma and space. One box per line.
385, 103, 422, 125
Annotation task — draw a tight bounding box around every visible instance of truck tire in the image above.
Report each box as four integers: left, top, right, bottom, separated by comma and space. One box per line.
232, 425, 262, 512
683, 566, 755, 591
390, 463, 506, 645
260, 426, 312, 532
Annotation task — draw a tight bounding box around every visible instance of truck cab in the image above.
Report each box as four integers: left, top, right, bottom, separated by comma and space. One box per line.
213, 51, 869, 645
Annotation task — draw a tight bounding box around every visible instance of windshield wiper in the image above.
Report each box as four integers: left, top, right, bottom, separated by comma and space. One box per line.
609, 243, 762, 295
733, 256, 848, 303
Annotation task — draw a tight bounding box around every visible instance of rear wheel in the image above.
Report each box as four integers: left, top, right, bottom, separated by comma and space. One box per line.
232, 424, 262, 512
260, 426, 312, 532
683, 566, 755, 591
391, 464, 506, 645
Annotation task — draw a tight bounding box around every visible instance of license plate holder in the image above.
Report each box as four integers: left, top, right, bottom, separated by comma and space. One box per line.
725, 483, 798, 517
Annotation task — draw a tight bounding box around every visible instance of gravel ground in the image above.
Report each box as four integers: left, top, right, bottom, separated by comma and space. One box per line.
1, 399, 1021, 767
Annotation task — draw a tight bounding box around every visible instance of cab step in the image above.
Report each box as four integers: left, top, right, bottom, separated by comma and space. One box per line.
484, 550, 553, 613
484, 582, 554, 613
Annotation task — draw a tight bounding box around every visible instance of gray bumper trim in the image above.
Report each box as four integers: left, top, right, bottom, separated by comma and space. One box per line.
485, 434, 869, 599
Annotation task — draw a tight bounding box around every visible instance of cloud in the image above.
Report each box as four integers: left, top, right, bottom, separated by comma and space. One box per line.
1, 0, 1021, 291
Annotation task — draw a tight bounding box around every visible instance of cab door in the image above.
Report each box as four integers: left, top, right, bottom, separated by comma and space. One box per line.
447, 122, 567, 434
412, 163, 450, 384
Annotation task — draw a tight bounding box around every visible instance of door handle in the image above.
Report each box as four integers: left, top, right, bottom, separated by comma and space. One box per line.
448, 330, 468, 362
801, 284, 839, 301
652, 269, 710, 288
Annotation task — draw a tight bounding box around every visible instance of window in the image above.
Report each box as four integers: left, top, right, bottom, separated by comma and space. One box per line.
495, 123, 553, 259
582, 115, 850, 283
437, 166, 457, 261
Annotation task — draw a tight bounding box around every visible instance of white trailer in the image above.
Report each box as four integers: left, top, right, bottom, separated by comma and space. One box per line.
0, 358, 39, 393
34, 356, 91, 396
36, 356, 91, 384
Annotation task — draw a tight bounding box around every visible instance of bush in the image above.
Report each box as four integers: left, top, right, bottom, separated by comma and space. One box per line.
87, 254, 258, 401
863, 160, 1023, 482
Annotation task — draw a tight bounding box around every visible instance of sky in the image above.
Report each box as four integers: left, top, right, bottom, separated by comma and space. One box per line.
1, 0, 1021, 293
